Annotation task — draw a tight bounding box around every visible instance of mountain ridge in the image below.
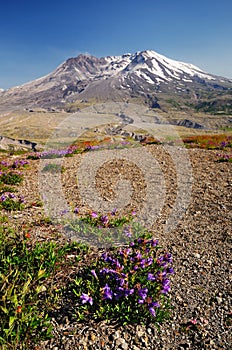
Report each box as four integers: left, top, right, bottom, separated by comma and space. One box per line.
0, 50, 232, 113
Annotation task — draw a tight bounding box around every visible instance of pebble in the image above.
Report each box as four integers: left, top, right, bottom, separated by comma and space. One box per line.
216, 296, 223, 304
115, 338, 128, 349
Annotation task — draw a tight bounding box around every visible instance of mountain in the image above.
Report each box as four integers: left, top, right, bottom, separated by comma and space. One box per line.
0, 50, 232, 113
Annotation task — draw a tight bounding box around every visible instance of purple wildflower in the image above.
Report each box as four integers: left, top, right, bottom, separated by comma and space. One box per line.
19, 196, 25, 203
80, 293, 93, 305
1, 161, 8, 166
111, 208, 117, 215
118, 278, 126, 287
114, 287, 124, 300
91, 270, 98, 279
149, 307, 156, 317
102, 284, 113, 300
101, 253, 117, 265
100, 268, 110, 274
163, 253, 172, 263
101, 252, 108, 261
152, 301, 160, 308
73, 207, 79, 214
149, 239, 159, 247
220, 141, 227, 148
119, 248, 131, 257
146, 257, 153, 266
115, 259, 123, 269
167, 267, 175, 274
135, 252, 142, 260
156, 256, 167, 267
0, 195, 6, 201
138, 287, 148, 300
124, 288, 134, 297
60, 209, 69, 216
155, 270, 167, 281
161, 279, 171, 294
101, 215, 109, 225
91, 211, 98, 218
138, 299, 145, 304
147, 273, 156, 281
161, 270, 167, 277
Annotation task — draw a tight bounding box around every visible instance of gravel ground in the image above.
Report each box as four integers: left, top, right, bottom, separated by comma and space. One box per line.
2, 144, 232, 349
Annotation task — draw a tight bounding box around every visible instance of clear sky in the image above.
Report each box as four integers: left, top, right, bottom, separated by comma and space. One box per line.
0, 0, 231, 89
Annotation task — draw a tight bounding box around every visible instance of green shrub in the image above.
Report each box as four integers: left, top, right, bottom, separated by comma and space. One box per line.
42, 163, 65, 173
0, 172, 23, 185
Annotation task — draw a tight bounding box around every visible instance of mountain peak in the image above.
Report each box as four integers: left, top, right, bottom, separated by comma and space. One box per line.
0, 49, 231, 113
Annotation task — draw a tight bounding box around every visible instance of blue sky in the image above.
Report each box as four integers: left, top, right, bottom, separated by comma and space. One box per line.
0, 0, 232, 89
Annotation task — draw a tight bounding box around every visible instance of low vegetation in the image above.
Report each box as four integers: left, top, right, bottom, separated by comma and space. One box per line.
182, 134, 232, 150
0, 226, 88, 349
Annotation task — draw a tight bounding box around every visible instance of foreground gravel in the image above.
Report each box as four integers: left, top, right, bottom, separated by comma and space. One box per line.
3, 144, 232, 349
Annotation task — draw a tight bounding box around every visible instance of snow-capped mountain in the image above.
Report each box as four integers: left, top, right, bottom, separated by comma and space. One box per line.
0, 50, 232, 112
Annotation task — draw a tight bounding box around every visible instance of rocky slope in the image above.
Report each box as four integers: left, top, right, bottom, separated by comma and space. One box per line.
1, 145, 231, 349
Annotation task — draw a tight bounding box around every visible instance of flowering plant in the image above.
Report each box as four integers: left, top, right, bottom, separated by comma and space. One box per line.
0, 171, 23, 185
0, 159, 29, 171
0, 193, 25, 211
69, 209, 144, 246
77, 209, 134, 228
73, 233, 174, 324
217, 153, 232, 162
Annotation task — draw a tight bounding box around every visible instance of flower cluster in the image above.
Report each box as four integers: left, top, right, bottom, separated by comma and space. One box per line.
75, 209, 135, 229
219, 140, 231, 148
40, 148, 75, 159
183, 134, 232, 150
217, 153, 232, 162
12, 159, 29, 168
0, 193, 25, 211
74, 234, 174, 324
0, 159, 29, 170
27, 139, 139, 160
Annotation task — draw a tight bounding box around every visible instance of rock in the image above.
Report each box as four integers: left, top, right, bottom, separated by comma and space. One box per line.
175, 119, 204, 129
216, 296, 223, 304
132, 346, 140, 350
0, 135, 39, 152
115, 337, 128, 349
